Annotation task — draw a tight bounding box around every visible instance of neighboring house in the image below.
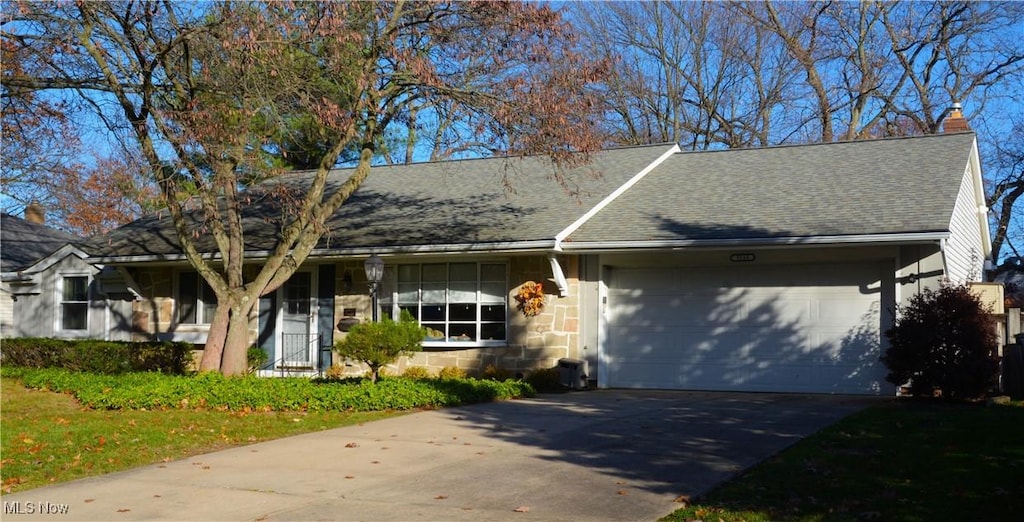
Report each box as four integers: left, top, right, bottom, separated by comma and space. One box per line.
0, 211, 134, 341
81, 129, 989, 395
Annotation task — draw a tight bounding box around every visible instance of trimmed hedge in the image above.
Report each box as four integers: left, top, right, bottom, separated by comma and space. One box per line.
0, 338, 192, 375
1, 367, 535, 411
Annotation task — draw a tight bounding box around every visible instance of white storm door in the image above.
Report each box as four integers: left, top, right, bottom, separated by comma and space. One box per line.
280, 271, 316, 366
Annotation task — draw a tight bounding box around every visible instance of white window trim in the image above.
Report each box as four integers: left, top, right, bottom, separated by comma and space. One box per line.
385, 261, 508, 348
56, 273, 90, 335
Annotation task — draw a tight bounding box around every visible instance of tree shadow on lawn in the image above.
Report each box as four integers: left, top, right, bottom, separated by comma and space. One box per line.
665, 400, 1024, 521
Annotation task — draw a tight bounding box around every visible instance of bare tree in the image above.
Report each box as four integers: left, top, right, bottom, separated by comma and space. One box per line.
4, 1, 609, 374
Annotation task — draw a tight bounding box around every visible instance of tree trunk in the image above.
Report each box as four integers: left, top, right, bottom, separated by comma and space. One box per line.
220, 299, 257, 376
199, 304, 230, 372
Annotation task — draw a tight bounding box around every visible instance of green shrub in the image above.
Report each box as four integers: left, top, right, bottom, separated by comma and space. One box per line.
482, 364, 514, 381
3, 367, 535, 411
247, 346, 269, 374
334, 310, 424, 383
881, 284, 1001, 400
438, 366, 467, 380
401, 366, 432, 379
323, 364, 347, 379
0, 338, 192, 374
525, 367, 563, 393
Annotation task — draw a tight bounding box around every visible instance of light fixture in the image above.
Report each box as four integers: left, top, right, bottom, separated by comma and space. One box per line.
364, 254, 385, 322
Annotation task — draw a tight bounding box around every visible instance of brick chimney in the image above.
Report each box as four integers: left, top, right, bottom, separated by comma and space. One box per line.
24, 201, 45, 225
943, 102, 970, 133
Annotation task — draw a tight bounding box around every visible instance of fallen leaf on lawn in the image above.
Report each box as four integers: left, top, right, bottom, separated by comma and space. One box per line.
345, 442, 359, 448
514, 506, 530, 513
435, 495, 448, 500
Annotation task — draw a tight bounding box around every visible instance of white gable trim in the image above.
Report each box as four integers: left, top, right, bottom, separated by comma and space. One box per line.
967, 138, 992, 257
552, 144, 681, 251
19, 244, 90, 275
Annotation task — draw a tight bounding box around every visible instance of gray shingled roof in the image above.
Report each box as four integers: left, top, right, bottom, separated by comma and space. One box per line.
1, 213, 84, 272
86, 144, 676, 259
84, 134, 977, 260
567, 133, 976, 244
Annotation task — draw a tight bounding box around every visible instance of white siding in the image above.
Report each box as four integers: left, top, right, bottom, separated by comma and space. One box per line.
0, 290, 13, 337
945, 164, 985, 282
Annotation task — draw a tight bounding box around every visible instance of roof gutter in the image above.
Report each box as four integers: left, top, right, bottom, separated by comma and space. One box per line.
558, 231, 951, 252
553, 144, 681, 253
546, 144, 681, 297
87, 240, 559, 265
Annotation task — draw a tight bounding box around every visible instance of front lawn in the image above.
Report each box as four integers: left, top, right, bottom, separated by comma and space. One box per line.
663, 400, 1024, 522
0, 368, 534, 494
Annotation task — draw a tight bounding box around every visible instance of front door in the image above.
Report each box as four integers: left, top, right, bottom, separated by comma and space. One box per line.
280, 271, 316, 366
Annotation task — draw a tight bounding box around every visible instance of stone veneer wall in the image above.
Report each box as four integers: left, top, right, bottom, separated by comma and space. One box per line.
330, 255, 583, 378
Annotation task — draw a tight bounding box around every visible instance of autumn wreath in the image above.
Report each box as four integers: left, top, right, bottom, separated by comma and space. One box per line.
514, 281, 546, 317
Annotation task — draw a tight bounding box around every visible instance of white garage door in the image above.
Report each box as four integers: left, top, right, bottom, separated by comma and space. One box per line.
605, 263, 887, 394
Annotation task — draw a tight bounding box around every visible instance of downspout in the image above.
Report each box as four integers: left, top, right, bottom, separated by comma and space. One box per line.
939, 238, 950, 280
104, 299, 111, 341
547, 253, 570, 297
547, 144, 682, 298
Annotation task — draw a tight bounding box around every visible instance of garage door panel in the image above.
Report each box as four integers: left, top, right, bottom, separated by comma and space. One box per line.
605, 264, 887, 394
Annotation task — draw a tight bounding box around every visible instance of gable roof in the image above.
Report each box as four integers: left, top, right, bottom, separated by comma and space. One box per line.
565, 132, 979, 247
86, 143, 678, 261
84, 133, 982, 263
0, 213, 83, 272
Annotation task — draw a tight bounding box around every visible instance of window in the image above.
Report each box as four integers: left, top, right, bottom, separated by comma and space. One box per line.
177, 271, 217, 324
59, 276, 89, 331
388, 262, 506, 345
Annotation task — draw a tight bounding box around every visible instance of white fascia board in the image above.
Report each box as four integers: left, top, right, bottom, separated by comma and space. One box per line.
20, 244, 90, 274
88, 240, 559, 264
558, 232, 951, 252
553, 144, 681, 251
966, 138, 992, 258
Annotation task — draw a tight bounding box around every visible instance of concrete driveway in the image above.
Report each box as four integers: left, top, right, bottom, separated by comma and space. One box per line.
1, 390, 873, 521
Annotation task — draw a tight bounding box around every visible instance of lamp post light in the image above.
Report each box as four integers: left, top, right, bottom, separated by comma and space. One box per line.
364, 254, 385, 322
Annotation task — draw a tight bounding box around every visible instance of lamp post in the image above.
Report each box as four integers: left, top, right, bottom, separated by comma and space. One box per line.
364, 254, 384, 322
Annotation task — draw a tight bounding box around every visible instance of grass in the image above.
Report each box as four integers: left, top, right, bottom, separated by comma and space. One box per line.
0, 377, 400, 494
662, 399, 1024, 522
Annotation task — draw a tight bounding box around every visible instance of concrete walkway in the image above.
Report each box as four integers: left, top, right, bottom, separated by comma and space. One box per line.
1, 391, 874, 521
